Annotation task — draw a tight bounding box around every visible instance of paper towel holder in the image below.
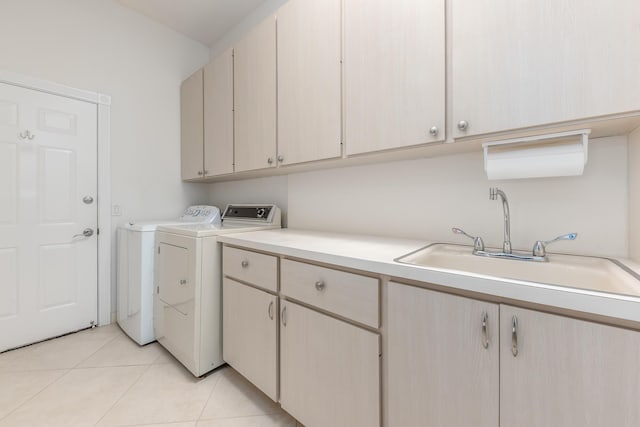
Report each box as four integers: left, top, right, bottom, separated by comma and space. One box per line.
482, 129, 591, 180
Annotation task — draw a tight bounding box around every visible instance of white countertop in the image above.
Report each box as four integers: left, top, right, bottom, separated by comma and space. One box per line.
218, 229, 640, 326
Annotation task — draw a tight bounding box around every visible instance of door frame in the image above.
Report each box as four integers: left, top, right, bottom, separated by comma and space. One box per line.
0, 70, 112, 326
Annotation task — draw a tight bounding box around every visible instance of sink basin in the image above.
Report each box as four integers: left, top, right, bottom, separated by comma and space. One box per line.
396, 243, 640, 297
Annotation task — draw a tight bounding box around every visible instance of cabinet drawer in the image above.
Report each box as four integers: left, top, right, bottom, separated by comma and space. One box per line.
223, 246, 278, 292
280, 259, 379, 328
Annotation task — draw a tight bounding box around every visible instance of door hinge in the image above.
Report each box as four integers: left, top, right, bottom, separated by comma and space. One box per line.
96, 228, 100, 235
156, 286, 159, 294
158, 246, 160, 254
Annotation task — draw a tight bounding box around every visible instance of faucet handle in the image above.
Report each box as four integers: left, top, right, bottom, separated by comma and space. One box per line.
452, 227, 485, 251
532, 233, 578, 257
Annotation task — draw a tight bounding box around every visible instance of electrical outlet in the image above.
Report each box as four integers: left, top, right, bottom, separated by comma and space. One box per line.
111, 204, 122, 216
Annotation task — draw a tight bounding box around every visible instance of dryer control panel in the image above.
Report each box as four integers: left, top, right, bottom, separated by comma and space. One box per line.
222, 204, 279, 223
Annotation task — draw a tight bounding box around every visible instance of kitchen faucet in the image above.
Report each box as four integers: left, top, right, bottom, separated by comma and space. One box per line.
452, 188, 578, 262
489, 187, 512, 254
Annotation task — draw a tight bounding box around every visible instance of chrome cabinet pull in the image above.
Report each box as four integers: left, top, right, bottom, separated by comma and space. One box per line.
277, 155, 284, 162
267, 157, 274, 164
429, 126, 439, 137
241, 260, 249, 268
457, 120, 469, 131
511, 316, 519, 357
481, 311, 489, 349
281, 305, 287, 327
179, 279, 187, 286
18, 130, 35, 140
315, 281, 325, 291
268, 301, 274, 320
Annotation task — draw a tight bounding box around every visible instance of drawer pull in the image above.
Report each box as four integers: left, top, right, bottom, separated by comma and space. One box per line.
281, 305, 287, 327
315, 281, 325, 291
179, 279, 187, 286
241, 260, 249, 268
511, 315, 519, 357
268, 301, 274, 320
481, 311, 489, 349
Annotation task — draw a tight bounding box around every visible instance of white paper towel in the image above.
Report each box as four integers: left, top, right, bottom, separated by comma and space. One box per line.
484, 140, 587, 180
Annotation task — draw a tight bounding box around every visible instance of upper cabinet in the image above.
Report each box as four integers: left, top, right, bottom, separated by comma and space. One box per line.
344, 0, 446, 155
276, 0, 342, 166
204, 48, 234, 177
452, 0, 640, 138
234, 16, 277, 173
180, 69, 204, 180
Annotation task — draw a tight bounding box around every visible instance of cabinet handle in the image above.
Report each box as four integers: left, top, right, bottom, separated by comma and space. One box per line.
197, 171, 203, 176
179, 279, 187, 286
281, 305, 287, 327
241, 260, 249, 268
457, 120, 469, 131
315, 281, 325, 291
277, 155, 284, 163
511, 315, 519, 357
429, 126, 439, 137
267, 157, 274, 164
481, 311, 489, 349
268, 301, 274, 320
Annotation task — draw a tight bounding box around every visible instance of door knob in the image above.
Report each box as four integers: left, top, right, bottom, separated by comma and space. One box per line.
73, 228, 94, 239
82, 196, 94, 204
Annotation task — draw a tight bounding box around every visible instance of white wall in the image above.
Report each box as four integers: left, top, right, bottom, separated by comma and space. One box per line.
0, 0, 212, 316
209, 0, 288, 57
286, 137, 628, 258
630, 128, 640, 261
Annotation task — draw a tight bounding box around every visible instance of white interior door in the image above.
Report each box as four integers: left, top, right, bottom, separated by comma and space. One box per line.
0, 82, 98, 352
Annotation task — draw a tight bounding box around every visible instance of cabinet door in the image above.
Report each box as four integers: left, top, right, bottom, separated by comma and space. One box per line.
234, 16, 277, 172
222, 278, 277, 401
277, 0, 342, 165
180, 69, 204, 180
500, 305, 640, 427
204, 48, 233, 177
452, 0, 640, 138
344, 0, 445, 155
280, 300, 380, 427
386, 282, 499, 427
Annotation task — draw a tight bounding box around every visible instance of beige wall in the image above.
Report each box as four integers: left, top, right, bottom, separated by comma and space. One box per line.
284, 136, 628, 258
630, 128, 640, 261
0, 0, 212, 312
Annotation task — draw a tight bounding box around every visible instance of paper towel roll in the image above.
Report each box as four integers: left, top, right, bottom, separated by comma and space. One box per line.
483, 130, 589, 180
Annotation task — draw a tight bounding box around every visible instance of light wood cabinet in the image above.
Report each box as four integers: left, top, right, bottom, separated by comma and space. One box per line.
276, 0, 342, 166
500, 305, 640, 427
279, 299, 380, 427
223, 246, 278, 293
344, 0, 445, 155
452, 0, 640, 138
234, 16, 277, 173
386, 282, 499, 427
222, 278, 278, 401
203, 48, 233, 177
180, 69, 204, 180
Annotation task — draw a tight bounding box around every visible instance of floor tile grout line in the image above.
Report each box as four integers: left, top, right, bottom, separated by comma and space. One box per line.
72, 330, 123, 369
92, 362, 153, 427
0, 368, 73, 422
196, 366, 229, 421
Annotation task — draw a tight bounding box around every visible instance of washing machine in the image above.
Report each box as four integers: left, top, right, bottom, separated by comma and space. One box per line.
154, 204, 281, 376
117, 205, 222, 345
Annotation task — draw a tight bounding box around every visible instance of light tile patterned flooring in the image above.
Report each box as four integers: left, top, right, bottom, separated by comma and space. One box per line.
0, 325, 300, 427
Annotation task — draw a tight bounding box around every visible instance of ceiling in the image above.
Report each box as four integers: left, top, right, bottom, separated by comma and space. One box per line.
118, 0, 268, 47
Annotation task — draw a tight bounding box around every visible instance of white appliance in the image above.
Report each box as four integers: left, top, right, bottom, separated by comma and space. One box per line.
117, 205, 222, 345
154, 204, 281, 376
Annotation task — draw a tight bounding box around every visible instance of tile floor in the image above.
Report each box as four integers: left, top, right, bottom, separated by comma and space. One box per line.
0, 325, 300, 427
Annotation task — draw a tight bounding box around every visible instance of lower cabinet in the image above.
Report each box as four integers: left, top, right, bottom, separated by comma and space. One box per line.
279, 299, 380, 427
222, 278, 278, 401
500, 305, 640, 427
386, 281, 499, 427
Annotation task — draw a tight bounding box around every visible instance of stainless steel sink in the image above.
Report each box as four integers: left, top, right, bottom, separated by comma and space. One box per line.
395, 243, 640, 297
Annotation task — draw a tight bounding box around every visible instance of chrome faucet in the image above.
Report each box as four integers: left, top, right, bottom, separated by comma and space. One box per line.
489, 188, 511, 254
452, 188, 578, 262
